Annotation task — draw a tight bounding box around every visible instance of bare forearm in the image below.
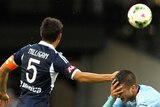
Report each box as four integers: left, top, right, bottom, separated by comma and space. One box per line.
73, 70, 115, 82
0, 65, 9, 93
0, 56, 17, 93
0, 72, 9, 92
79, 72, 112, 82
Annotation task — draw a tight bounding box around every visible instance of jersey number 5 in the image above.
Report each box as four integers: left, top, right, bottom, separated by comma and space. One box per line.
26, 58, 40, 83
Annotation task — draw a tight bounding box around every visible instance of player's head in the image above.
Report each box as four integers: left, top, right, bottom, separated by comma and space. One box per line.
115, 70, 138, 103
40, 17, 63, 43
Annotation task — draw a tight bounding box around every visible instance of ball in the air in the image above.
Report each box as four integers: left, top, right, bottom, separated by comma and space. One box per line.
127, 3, 152, 29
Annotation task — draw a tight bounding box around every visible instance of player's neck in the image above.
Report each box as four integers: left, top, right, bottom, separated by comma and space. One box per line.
43, 34, 61, 48
53, 42, 58, 48
42, 40, 58, 48
135, 85, 140, 95
133, 85, 140, 100
53, 34, 61, 48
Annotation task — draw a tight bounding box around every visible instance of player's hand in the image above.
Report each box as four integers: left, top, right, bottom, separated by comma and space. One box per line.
0, 92, 9, 106
111, 71, 119, 80
111, 79, 123, 98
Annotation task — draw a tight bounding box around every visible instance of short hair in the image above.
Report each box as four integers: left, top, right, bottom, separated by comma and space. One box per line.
115, 70, 137, 87
40, 17, 63, 42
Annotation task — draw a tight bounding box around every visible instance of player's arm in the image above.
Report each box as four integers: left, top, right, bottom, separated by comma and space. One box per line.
73, 69, 118, 82
103, 79, 123, 107
0, 55, 18, 104
102, 95, 116, 107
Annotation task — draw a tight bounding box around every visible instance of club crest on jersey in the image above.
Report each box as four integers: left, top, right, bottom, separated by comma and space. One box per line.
67, 66, 75, 73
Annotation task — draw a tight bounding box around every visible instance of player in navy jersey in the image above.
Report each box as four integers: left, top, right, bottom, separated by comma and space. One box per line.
0, 17, 118, 107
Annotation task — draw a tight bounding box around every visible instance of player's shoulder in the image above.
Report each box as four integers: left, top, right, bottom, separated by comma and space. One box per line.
137, 85, 160, 105
18, 44, 32, 51
21, 43, 43, 50
139, 85, 156, 91
18, 43, 40, 53
20, 43, 58, 57
139, 84, 160, 97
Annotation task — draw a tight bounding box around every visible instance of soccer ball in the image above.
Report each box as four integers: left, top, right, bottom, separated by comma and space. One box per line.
127, 3, 152, 29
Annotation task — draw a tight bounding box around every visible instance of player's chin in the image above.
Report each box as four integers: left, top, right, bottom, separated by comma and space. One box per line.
121, 98, 127, 103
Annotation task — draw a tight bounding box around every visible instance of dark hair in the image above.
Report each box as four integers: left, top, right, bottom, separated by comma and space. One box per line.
40, 17, 63, 42
115, 70, 137, 87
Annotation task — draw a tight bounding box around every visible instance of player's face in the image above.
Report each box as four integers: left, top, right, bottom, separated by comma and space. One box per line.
119, 84, 135, 103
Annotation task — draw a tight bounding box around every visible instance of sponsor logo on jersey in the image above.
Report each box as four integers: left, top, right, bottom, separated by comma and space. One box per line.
20, 80, 42, 93
67, 66, 76, 73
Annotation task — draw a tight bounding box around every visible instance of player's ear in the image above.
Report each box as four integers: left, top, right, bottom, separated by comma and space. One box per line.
131, 84, 137, 91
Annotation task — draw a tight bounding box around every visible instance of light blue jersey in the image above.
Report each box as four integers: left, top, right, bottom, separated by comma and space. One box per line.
103, 85, 160, 107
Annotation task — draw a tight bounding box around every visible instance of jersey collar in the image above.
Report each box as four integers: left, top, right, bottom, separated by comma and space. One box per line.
39, 41, 56, 50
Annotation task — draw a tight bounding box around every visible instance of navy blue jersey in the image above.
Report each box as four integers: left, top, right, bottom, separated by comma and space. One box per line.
13, 41, 78, 107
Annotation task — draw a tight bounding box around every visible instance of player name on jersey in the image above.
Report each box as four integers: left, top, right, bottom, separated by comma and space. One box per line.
28, 48, 49, 59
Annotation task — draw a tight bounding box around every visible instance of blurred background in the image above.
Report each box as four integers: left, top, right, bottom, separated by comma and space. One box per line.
0, 0, 160, 107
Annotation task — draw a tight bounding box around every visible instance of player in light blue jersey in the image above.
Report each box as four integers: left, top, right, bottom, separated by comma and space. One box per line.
0, 17, 118, 107
103, 70, 160, 107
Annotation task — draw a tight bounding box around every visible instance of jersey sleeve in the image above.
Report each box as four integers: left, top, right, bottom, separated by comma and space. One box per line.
13, 50, 22, 66
53, 52, 78, 79
114, 99, 125, 107
13, 45, 30, 66
103, 96, 116, 107
103, 96, 125, 107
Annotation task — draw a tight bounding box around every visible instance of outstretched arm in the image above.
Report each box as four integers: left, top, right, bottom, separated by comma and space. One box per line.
73, 69, 119, 82
0, 55, 18, 105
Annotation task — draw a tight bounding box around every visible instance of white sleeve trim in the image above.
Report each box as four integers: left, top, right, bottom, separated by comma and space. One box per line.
71, 69, 80, 80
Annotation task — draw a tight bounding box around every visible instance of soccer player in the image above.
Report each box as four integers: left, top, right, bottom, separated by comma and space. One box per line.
103, 70, 160, 107
0, 17, 118, 107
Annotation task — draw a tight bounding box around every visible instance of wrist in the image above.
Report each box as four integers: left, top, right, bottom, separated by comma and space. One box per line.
0, 92, 7, 96
0, 91, 7, 94
0, 89, 7, 93
111, 94, 117, 99
108, 74, 113, 81
109, 95, 116, 100
106, 95, 116, 104
110, 74, 115, 81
